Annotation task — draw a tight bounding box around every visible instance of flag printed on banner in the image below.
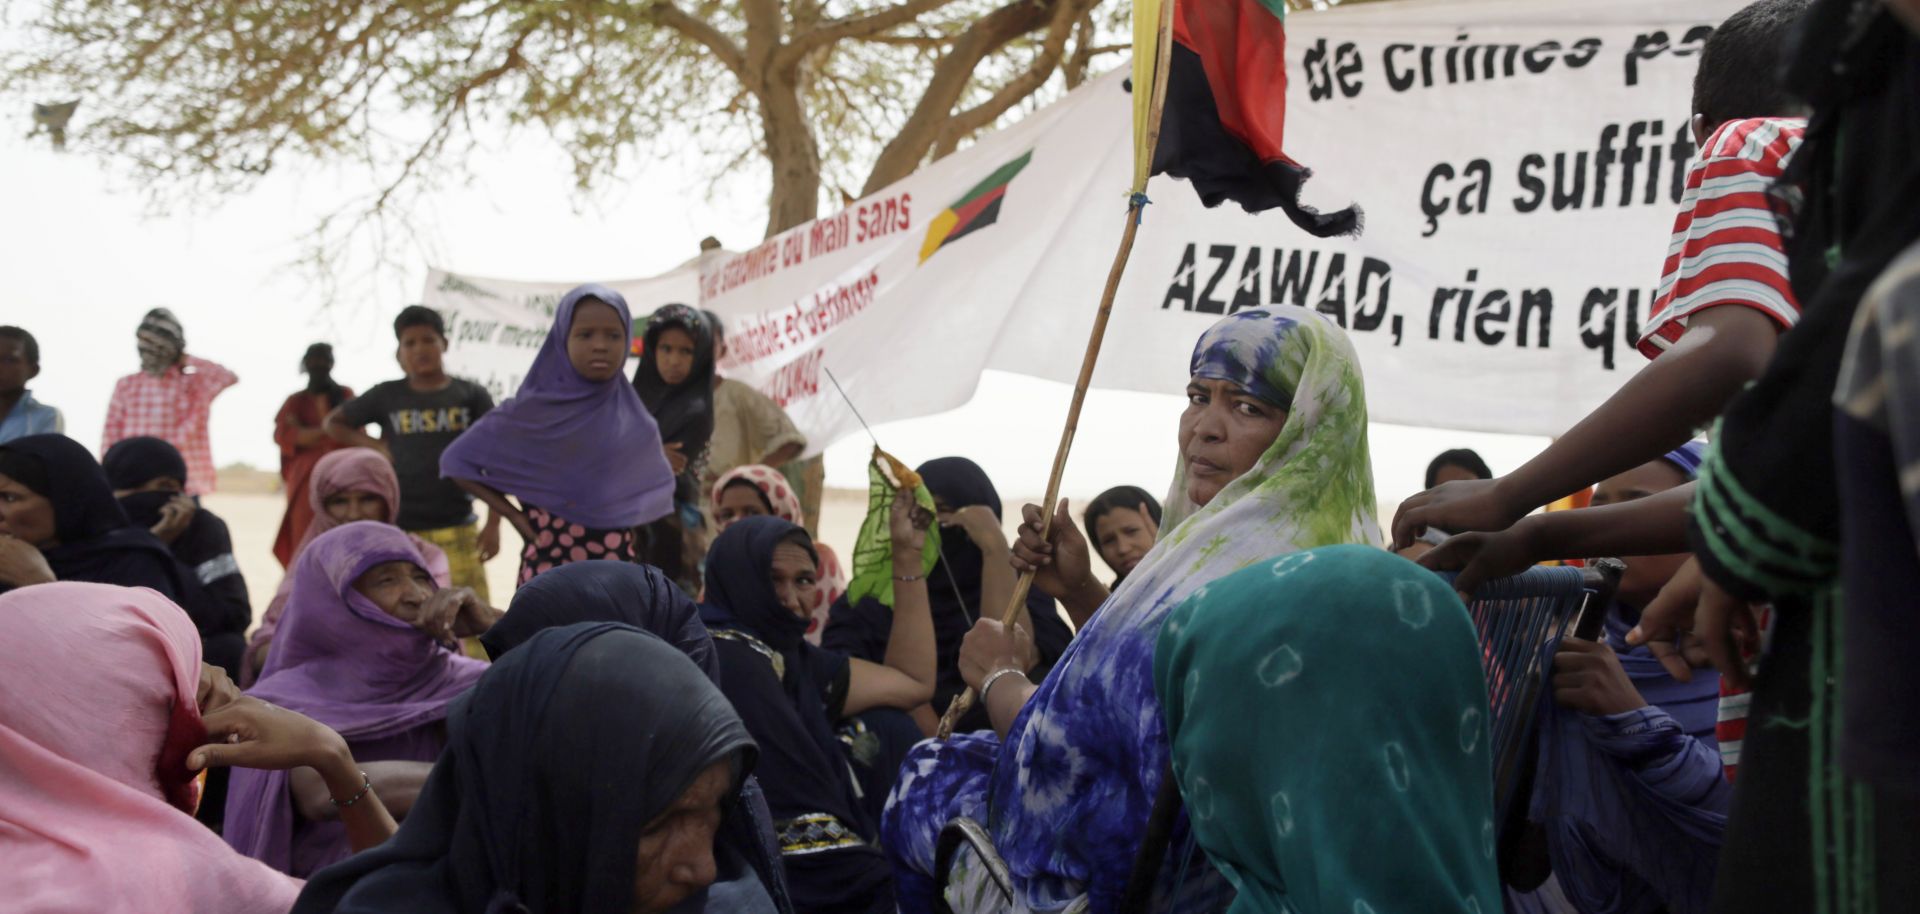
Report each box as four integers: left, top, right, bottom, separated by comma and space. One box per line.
918, 151, 1034, 263
1148, 0, 1362, 237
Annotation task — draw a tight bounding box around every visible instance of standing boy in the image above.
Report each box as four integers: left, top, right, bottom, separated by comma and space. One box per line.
325, 305, 501, 600
0, 327, 62, 443
102, 308, 238, 495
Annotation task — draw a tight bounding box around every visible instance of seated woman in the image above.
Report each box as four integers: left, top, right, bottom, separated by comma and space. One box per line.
444, 285, 676, 586
225, 522, 497, 877
292, 623, 760, 914
244, 447, 453, 684
1516, 442, 1730, 914
478, 561, 793, 913
884, 307, 1381, 913
710, 464, 845, 642
1082, 485, 1162, 585
824, 456, 1073, 735
2, 582, 399, 914
103, 435, 251, 675
702, 512, 937, 914
0, 434, 239, 665
1155, 545, 1501, 914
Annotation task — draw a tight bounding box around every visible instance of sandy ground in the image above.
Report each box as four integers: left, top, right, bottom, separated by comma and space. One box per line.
205, 475, 1031, 630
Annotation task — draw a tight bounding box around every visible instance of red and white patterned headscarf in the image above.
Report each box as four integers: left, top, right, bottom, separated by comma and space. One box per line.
709, 465, 845, 641
709, 464, 803, 525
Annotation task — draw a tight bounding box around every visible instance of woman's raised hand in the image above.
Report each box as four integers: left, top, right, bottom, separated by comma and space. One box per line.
151, 495, 197, 544
888, 488, 933, 553
415, 586, 496, 645
938, 505, 1008, 554
1011, 499, 1094, 601
189, 695, 351, 774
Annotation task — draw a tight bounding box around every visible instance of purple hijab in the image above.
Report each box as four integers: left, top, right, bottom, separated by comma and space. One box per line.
224, 522, 487, 873
440, 284, 675, 529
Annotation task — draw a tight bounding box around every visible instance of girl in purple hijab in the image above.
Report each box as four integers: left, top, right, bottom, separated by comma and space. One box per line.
441, 284, 676, 584
225, 521, 496, 876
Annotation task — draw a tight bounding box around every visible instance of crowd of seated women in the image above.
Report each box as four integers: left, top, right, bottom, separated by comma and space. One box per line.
14, 2, 1920, 910
3, 302, 1518, 914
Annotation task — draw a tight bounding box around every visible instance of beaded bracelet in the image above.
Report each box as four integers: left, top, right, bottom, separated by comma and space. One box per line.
892, 573, 924, 582
330, 771, 373, 809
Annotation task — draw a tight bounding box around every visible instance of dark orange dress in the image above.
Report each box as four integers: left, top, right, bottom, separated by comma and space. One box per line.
271, 388, 353, 567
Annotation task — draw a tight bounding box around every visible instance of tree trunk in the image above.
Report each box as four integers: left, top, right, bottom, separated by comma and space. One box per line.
758, 72, 822, 236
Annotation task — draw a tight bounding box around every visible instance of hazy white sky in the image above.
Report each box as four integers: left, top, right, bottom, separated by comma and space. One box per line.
4, 107, 1551, 517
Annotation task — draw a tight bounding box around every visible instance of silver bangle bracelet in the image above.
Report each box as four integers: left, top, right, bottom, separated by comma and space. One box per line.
979, 667, 1028, 704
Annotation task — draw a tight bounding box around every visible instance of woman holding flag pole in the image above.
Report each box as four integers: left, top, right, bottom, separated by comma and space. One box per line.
875, 1, 1505, 912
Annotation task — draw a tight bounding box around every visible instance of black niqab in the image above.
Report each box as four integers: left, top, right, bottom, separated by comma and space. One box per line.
294, 623, 757, 914
700, 517, 896, 913
0, 435, 195, 609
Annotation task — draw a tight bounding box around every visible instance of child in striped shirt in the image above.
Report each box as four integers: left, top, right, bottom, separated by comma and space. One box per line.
1394, 0, 1810, 551
1400, 0, 1815, 781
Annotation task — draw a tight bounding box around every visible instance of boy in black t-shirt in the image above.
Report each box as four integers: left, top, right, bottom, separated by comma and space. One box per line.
325, 305, 501, 600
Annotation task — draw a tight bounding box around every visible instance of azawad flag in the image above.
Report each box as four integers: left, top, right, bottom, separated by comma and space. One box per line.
1135, 0, 1362, 237
919, 151, 1035, 263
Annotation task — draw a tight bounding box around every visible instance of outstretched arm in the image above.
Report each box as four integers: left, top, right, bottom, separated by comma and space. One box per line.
1418, 484, 1694, 595
1393, 308, 1778, 547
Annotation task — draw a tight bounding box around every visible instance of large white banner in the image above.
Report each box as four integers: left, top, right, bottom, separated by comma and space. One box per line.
431, 0, 1744, 455
421, 265, 701, 403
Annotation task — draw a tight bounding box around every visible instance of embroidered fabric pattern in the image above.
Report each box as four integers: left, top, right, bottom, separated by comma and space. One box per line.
777, 812, 865, 856
711, 628, 785, 680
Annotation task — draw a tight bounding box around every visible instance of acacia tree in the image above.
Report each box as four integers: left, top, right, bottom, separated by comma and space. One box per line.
4, 0, 1132, 240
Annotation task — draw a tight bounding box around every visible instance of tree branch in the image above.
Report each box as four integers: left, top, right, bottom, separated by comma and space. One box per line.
859, 0, 1058, 194
647, 1, 749, 80
785, 0, 968, 58
855, 31, 956, 48
372, 20, 536, 213
930, 0, 1091, 158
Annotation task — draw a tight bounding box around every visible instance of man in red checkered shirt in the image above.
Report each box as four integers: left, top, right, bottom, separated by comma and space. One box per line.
101, 308, 238, 496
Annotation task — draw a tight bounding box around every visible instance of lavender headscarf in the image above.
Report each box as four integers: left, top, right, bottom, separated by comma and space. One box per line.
224, 522, 487, 871
440, 284, 675, 529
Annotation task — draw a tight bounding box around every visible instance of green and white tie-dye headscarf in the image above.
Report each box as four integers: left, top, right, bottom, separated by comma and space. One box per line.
1154, 304, 1381, 568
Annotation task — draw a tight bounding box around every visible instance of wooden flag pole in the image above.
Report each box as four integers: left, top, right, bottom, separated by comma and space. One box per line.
936, 0, 1179, 740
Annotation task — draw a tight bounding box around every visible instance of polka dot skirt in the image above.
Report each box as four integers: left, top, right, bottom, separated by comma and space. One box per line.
518, 504, 637, 585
